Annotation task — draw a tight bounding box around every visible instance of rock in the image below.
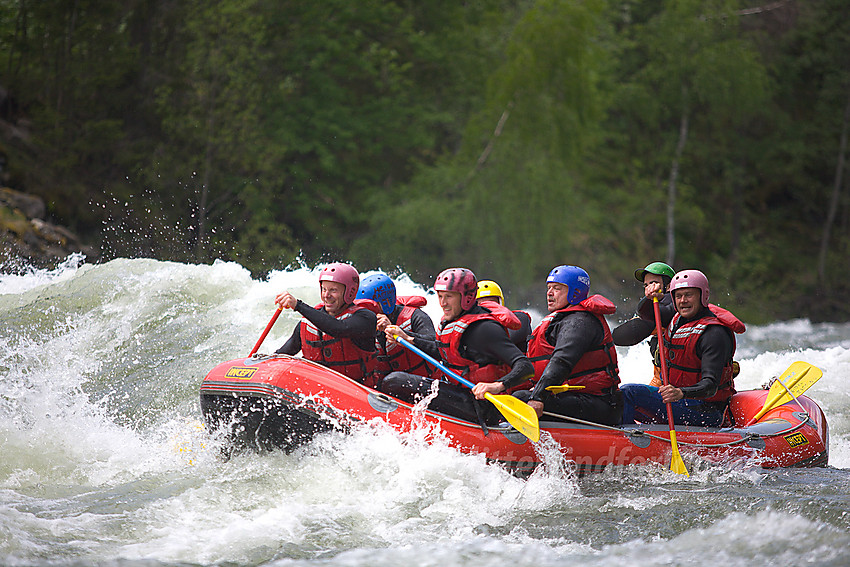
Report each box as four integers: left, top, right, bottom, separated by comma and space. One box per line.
0, 186, 45, 219
0, 186, 97, 270
31, 218, 79, 247
0, 202, 30, 235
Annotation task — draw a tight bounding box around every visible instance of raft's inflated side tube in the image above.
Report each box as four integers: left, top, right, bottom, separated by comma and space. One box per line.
199, 356, 828, 472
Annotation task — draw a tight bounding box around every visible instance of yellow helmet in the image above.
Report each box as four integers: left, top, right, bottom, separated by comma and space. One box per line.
476, 280, 504, 305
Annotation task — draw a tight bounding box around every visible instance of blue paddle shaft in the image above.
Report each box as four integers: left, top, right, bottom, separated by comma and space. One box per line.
394, 335, 475, 390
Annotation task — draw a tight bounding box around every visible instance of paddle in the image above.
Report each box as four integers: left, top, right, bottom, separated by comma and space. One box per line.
249, 307, 283, 356
545, 384, 585, 394
653, 296, 689, 477
745, 361, 822, 426
392, 335, 540, 442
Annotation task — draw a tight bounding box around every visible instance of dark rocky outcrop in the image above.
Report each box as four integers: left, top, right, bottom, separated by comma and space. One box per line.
0, 186, 98, 270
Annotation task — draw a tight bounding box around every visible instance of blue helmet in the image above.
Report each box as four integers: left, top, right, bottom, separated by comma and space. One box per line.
357, 273, 397, 314
547, 265, 590, 304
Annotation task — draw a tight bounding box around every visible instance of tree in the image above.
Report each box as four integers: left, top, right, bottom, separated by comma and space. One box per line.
151, 0, 275, 261
612, 0, 770, 269
363, 0, 615, 293
0, 0, 140, 233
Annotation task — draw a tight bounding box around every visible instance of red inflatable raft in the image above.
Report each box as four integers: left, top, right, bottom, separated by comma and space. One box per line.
199, 354, 828, 475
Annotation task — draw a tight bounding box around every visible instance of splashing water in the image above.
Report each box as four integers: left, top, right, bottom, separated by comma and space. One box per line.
1, 257, 849, 567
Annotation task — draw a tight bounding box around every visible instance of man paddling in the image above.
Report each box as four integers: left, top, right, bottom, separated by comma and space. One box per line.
274, 262, 379, 387
612, 261, 676, 387
381, 267, 534, 425
620, 269, 745, 426
515, 265, 622, 426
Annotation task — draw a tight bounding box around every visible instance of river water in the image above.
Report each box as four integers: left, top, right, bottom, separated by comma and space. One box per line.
2, 257, 849, 567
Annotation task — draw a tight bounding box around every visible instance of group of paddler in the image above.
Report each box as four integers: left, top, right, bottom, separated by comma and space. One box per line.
266, 261, 747, 446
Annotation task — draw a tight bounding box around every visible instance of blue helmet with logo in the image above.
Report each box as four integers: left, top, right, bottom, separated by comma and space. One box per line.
357, 272, 397, 314
547, 265, 590, 304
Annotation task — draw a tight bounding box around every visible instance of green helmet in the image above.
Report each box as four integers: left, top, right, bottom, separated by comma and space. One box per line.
634, 261, 675, 282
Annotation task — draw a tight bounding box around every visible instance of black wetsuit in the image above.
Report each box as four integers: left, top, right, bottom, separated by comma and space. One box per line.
660, 305, 735, 399
510, 310, 533, 352
620, 305, 735, 425
374, 304, 436, 380
515, 311, 622, 426
638, 301, 732, 399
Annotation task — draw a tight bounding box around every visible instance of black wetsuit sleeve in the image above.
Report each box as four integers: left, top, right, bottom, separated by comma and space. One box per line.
405, 332, 440, 359
529, 312, 604, 402
612, 316, 654, 346
409, 308, 436, 338
680, 324, 734, 399
378, 307, 435, 353
287, 299, 377, 352
462, 320, 535, 389
276, 324, 302, 355
636, 294, 675, 325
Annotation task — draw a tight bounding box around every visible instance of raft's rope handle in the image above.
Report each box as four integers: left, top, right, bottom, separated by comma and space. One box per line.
542, 411, 623, 432
542, 410, 752, 449
542, 409, 814, 449
249, 355, 815, 449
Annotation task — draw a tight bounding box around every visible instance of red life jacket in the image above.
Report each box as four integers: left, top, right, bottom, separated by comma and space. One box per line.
299, 301, 379, 387
526, 294, 620, 395
435, 301, 521, 384
663, 304, 745, 402
375, 296, 435, 377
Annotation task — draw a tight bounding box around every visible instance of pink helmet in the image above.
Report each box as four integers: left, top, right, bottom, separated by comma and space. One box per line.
434, 267, 478, 311
319, 262, 360, 304
669, 269, 710, 307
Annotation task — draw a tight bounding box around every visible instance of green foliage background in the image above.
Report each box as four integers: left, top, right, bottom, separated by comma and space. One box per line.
1, 0, 848, 323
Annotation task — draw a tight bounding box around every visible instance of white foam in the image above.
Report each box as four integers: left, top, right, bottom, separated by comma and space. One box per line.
1, 258, 849, 566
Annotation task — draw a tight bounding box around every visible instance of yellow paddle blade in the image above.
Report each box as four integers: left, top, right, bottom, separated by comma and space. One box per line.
668, 429, 690, 477
484, 393, 540, 442
545, 384, 586, 394
748, 361, 822, 425
764, 361, 822, 408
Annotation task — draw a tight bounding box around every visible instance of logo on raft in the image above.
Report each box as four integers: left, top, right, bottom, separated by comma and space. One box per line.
783, 432, 809, 448
225, 366, 258, 380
